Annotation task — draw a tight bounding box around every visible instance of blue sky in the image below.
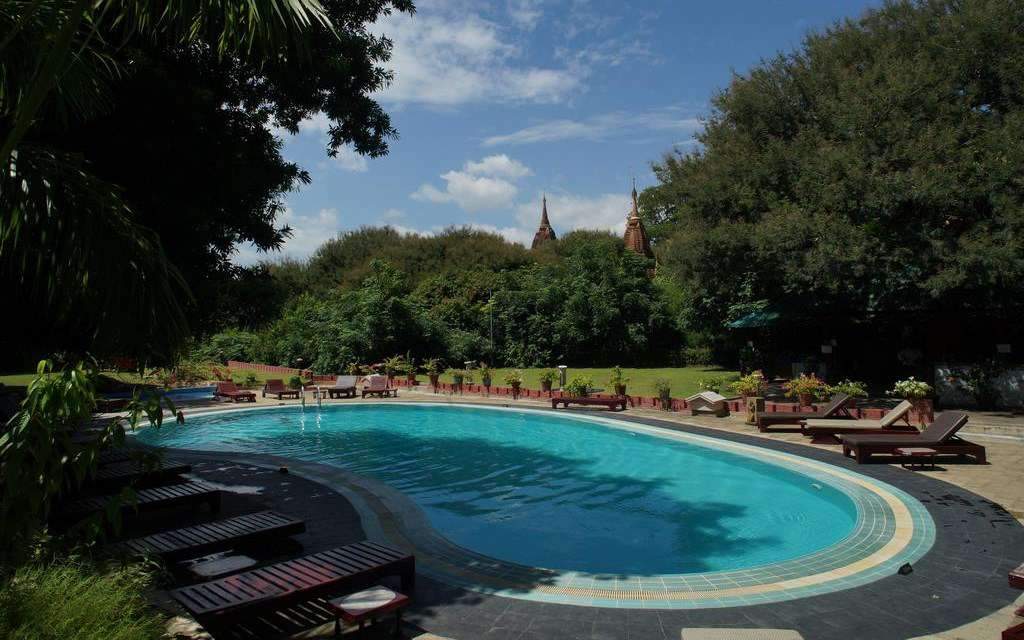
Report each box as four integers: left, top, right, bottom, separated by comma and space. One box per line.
237, 0, 878, 264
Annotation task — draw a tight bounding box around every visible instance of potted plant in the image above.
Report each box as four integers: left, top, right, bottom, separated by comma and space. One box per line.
450, 369, 472, 393
405, 359, 418, 385
565, 376, 593, 398
827, 378, 868, 399
608, 366, 629, 396
784, 373, 827, 407
655, 378, 672, 411
504, 370, 524, 399
382, 356, 404, 382
425, 358, 442, 389
731, 371, 765, 398
538, 368, 559, 393
480, 363, 492, 392
889, 377, 934, 425
346, 362, 364, 376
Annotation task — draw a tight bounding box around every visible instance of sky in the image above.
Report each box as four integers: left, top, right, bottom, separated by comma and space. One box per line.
235, 0, 879, 265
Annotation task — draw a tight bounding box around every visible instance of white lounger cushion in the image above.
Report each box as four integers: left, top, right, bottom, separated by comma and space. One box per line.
803, 400, 912, 429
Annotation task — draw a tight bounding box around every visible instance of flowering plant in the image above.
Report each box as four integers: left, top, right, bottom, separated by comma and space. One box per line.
784, 374, 828, 400
731, 371, 765, 397
889, 377, 932, 399
827, 378, 868, 398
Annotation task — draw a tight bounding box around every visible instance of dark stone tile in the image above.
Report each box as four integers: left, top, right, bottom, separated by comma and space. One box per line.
590, 620, 629, 640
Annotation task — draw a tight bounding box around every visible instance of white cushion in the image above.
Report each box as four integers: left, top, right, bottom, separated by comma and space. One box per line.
332, 586, 399, 615
681, 630, 803, 640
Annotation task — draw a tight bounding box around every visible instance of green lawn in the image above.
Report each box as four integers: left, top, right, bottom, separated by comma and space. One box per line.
0, 373, 37, 386
417, 366, 739, 398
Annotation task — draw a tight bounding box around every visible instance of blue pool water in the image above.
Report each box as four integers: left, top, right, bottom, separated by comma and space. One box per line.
135, 404, 859, 575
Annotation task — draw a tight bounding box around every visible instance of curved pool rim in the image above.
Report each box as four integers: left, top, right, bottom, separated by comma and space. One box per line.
138, 402, 936, 609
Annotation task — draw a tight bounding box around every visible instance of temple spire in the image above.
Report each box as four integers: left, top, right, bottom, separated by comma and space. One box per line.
531, 195, 557, 249
623, 182, 653, 259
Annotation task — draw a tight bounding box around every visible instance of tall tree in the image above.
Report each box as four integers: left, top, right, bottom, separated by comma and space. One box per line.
647, 0, 1024, 341
0, 0, 413, 364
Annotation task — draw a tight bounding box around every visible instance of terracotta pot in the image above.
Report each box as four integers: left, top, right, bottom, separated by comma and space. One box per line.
406, 372, 416, 384
910, 398, 933, 425
453, 378, 464, 393
428, 373, 440, 388
541, 380, 553, 392
659, 392, 672, 411
798, 393, 813, 407
614, 383, 627, 396
511, 382, 521, 399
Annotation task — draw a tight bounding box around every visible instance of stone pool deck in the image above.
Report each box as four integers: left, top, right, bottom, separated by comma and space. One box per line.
152, 390, 1024, 640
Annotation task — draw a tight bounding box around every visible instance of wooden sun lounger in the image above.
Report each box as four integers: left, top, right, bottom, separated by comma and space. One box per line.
756, 393, 853, 432
801, 400, 916, 437
170, 541, 414, 628
840, 412, 985, 464
59, 480, 221, 522
263, 379, 302, 400
215, 382, 256, 403
113, 511, 305, 561
362, 375, 396, 398
326, 376, 358, 399
92, 457, 192, 489
551, 396, 627, 411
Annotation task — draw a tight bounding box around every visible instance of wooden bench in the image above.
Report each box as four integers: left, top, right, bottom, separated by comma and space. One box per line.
92, 457, 191, 489
170, 541, 415, 629
113, 510, 305, 561
59, 480, 221, 522
551, 396, 627, 411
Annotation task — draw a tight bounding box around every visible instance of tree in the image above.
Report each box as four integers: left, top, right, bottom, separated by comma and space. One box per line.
647, 0, 1024, 341
1, 0, 414, 364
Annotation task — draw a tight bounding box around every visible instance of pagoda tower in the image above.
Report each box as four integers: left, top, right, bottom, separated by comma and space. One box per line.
531, 195, 557, 249
623, 182, 654, 259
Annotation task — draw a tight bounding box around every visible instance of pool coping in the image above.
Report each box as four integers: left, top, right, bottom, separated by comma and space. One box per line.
135, 402, 941, 609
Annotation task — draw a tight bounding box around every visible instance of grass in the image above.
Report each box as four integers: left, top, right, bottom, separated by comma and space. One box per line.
0, 561, 165, 640
417, 366, 740, 398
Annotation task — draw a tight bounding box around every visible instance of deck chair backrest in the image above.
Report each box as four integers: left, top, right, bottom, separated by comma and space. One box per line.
919, 411, 968, 443
216, 381, 239, 393
879, 400, 913, 428
821, 393, 851, 417
265, 379, 286, 391
335, 375, 357, 387
365, 374, 388, 390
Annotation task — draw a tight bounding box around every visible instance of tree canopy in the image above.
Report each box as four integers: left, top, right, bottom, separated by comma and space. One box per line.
644, 0, 1024, 336
1, 0, 414, 366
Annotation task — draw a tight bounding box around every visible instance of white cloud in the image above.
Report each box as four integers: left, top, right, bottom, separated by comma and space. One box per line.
232, 207, 341, 265
484, 109, 702, 146
411, 154, 532, 212
333, 147, 368, 172
372, 11, 582, 106
507, 0, 543, 29
464, 154, 532, 179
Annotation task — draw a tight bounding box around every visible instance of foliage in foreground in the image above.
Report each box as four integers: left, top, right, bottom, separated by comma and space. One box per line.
0, 361, 171, 563
0, 560, 164, 640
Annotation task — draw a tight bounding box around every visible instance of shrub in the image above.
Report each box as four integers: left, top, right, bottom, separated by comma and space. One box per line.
243, 372, 258, 388
449, 369, 472, 385
695, 377, 724, 393
538, 369, 559, 384
681, 345, 713, 367
608, 365, 629, 388
731, 371, 765, 397
564, 376, 593, 397
889, 377, 932, 399
504, 370, 524, 386
479, 363, 492, 384
828, 378, 868, 398
654, 378, 671, 395
0, 561, 165, 640
287, 375, 304, 389
192, 329, 260, 363
948, 359, 1006, 409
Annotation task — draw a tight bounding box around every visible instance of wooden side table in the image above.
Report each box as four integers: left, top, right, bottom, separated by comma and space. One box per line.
895, 447, 937, 470
328, 585, 409, 637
